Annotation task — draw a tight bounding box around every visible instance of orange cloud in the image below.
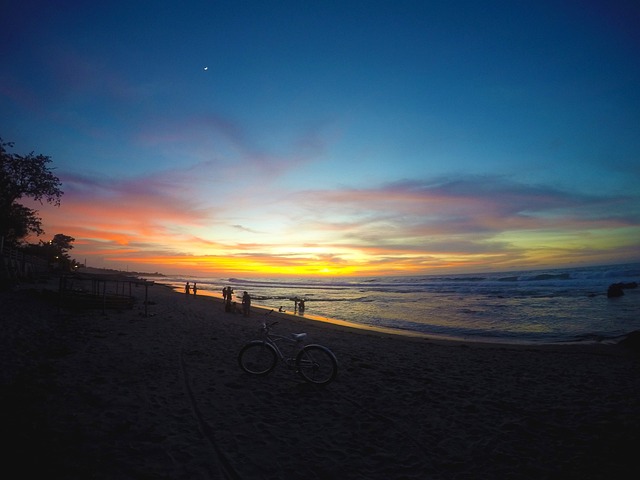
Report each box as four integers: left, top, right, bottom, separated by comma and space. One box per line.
26, 172, 640, 276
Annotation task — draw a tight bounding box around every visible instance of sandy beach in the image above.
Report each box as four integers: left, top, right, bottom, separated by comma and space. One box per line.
2, 276, 640, 479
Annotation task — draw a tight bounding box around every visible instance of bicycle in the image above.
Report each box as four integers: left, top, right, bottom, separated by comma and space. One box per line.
238, 319, 338, 386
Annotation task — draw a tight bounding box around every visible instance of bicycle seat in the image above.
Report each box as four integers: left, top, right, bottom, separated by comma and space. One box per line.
291, 333, 307, 341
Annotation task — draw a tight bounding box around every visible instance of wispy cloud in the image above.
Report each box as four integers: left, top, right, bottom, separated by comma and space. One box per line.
290, 176, 639, 234
30, 170, 640, 275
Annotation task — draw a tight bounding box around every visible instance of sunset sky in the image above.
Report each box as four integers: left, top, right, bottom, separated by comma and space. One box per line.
2, 1, 639, 276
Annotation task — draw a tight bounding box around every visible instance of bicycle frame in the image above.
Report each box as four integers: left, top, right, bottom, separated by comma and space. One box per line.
258, 322, 306, 366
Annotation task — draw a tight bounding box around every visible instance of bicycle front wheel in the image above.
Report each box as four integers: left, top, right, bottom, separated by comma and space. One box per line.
238, 341, 277, 375
296, 344, 338, 385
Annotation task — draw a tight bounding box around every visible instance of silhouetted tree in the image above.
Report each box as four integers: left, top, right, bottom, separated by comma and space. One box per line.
50, 233, 75, 253
24, 233, 78, 271
0, 138, 63, 247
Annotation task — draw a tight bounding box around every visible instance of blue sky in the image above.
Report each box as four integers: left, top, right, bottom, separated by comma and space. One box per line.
2, 0, 639, 275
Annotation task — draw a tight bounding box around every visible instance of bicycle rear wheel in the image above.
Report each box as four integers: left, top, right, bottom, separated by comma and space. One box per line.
296, 344, 338, 385
238, 341, 277, 375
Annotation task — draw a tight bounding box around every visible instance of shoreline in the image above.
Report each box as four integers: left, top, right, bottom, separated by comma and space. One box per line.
3, 277, 640, 478
165, 282, 635, 348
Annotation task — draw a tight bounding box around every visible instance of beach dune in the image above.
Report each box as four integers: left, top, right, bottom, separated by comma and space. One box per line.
2, 278, 640, 479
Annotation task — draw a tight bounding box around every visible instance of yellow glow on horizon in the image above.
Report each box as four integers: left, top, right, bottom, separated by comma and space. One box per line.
121, 255, 348, 276
27, 164, 639, 279
108, 249, 515, 277
71, 222, 640, 277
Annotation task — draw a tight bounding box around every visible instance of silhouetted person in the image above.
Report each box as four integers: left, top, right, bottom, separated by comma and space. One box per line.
298, 299, 305, 314
193, 282, 198, 296
225, 287, 233, 312
185, 282, 190, 296
242, 291, 251, 316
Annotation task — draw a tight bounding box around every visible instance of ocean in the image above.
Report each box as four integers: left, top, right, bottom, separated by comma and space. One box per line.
145, 263, 640, 344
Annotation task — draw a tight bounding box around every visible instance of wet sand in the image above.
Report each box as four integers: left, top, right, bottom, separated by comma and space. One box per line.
2, 277, 640, 479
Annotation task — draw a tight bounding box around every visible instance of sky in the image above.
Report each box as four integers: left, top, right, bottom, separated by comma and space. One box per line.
1, 0, 639, 277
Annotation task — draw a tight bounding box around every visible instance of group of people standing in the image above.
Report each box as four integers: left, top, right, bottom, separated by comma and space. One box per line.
184, 282, 197, 296
183, 282, 285, 318
222, 286, 251, 316
294, 297, 305, 314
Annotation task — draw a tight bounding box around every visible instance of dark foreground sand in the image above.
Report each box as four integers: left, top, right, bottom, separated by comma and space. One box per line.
2, 278, 640, 479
